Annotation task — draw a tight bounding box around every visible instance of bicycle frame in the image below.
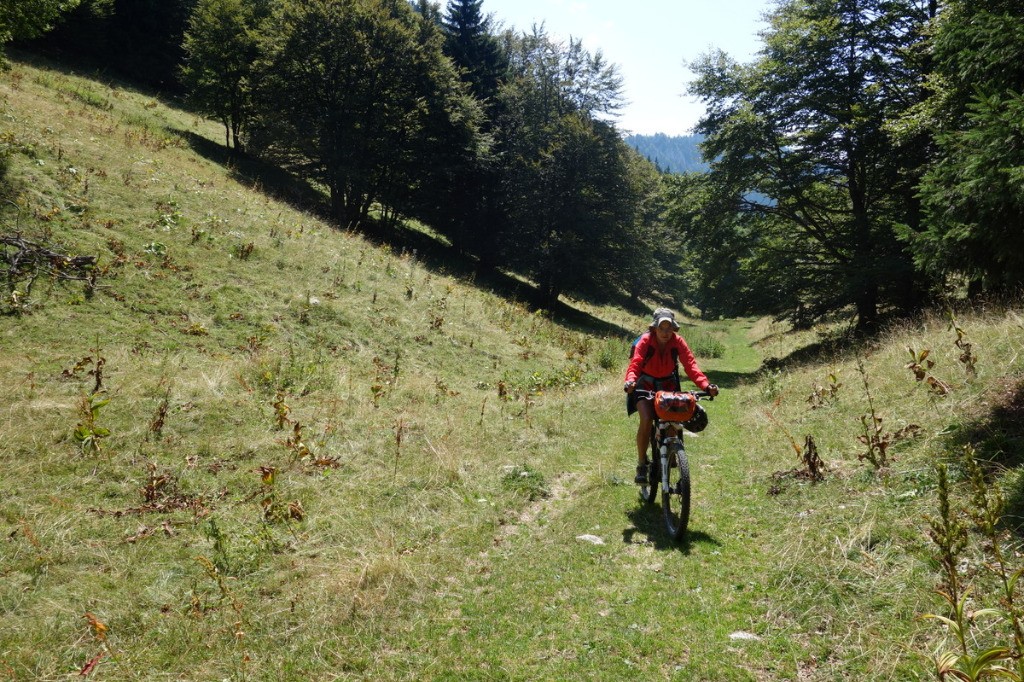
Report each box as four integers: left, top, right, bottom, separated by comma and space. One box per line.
632, 388, 712, 540
653, 420, 684, 493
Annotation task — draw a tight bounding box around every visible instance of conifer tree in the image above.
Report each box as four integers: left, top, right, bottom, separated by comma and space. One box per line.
442, 0, 507, 104
911, 0, 1024, 293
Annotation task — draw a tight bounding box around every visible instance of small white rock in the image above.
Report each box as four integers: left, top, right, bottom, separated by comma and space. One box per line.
729, 631, 761, 641
576, 534, 605, 545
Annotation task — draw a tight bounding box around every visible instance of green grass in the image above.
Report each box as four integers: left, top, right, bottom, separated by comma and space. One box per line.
3, 55, 1024, 680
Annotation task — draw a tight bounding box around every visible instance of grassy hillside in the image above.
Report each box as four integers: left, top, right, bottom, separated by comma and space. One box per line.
3, 56, 1024, 681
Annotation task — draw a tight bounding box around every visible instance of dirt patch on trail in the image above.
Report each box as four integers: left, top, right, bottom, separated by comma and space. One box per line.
495, 471, 579, 543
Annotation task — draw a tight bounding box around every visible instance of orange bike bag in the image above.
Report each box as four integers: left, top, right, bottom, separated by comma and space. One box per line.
653, 391, 696, 422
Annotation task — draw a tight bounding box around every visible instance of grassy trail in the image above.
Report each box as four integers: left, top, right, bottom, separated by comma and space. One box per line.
361, 320, 802, 681
357, 315, 946, 681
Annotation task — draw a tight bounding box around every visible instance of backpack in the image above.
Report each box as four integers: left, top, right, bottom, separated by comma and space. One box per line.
629, 332, 679, 381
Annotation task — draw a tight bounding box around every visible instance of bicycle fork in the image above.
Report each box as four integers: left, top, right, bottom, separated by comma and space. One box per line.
659, 436, 681, 493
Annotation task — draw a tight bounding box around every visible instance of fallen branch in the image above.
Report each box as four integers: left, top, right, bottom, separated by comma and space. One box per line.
1, 232, 98, 310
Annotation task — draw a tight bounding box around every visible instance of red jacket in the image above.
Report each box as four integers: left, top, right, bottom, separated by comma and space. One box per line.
625, 332, 710, 390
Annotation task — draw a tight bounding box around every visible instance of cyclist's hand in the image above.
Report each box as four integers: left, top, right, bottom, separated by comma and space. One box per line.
624, 380, 635, 394
707, 383, 719, 397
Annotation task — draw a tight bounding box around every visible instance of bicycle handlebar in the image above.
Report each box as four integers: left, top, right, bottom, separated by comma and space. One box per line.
632, 388, 715, 401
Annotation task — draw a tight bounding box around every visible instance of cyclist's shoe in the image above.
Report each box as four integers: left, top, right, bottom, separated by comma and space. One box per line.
634, 464, 648, 484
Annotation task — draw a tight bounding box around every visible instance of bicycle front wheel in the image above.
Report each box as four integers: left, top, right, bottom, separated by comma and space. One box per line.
662, 445, 690, 541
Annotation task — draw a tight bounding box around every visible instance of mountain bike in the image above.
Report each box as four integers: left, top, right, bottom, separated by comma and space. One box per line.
633, 389, 714, 541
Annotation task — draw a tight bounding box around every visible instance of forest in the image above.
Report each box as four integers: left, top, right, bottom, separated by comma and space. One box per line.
624, 134, 707, 175
4, 0, 1024, 329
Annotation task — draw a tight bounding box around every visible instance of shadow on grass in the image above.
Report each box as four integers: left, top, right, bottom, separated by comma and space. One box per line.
757, 330, 871, 376
755, 309, 967, 378
945, 375, 1024, 534
174, 130, 332, 221
700, 369, 755, 391
173, 128, 639, 339
623, 503, 722, 555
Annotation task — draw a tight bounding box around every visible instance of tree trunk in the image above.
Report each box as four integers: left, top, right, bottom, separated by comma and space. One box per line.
849, 172, 879, 334
329, 183, 347, 226
536, 276, 561, 310
855, 279, 879, 335
231, 119, 243, 153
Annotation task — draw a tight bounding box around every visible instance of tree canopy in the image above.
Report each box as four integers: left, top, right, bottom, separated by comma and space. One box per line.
248, 0, 483, 228
682, 0, 932, 331
490, 27, 651, 307
908, 0, 1024, 292
181, 0, 270, 150
0, 0, 81, 64
442, 0, 507, 105
13, 0, 1024, 320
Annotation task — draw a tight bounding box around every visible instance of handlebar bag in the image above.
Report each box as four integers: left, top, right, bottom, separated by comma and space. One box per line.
653, 391, 696, 422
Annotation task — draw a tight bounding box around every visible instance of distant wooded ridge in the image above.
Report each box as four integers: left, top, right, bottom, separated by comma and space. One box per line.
624, 134, 707, 174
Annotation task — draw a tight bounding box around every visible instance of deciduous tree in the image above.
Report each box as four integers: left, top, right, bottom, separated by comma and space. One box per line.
0, 0, 81, 63
250, 0, 482, 228
686, 0, 931, 332
493, 27, 659, 307
181, 0, 269, 150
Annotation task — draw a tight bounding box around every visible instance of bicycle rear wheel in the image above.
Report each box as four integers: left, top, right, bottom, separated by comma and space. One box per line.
639, 425, 658, 505
662, 445, 690, 541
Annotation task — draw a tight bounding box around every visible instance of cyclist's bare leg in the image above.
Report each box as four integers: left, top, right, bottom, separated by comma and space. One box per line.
636, 398, 654, 465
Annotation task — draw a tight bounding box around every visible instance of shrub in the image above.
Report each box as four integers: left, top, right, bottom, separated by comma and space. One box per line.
688, 331, 726, 359
594, 337, 622, 371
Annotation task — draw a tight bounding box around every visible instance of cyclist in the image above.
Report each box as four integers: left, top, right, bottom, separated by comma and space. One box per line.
624, 308, 719, 484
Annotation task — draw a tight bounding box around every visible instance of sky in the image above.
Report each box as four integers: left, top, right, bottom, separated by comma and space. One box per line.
480, 0, 772, 137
